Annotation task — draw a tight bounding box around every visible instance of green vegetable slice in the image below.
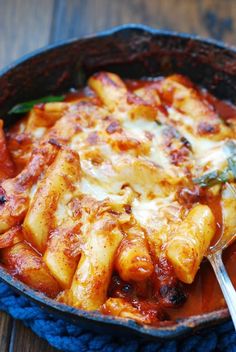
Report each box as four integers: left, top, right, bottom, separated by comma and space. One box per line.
194, 140, 236, 188
227, 153, 236, 178
9, 95, 65, 114
224, 140, 236, 156
193, 167, 234, 188
193, 171, 220, 188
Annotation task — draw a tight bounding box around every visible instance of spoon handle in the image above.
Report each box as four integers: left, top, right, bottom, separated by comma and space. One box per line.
208, 251, 236, 330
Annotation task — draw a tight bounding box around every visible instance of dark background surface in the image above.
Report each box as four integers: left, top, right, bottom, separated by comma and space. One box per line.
0, 0, 236, 351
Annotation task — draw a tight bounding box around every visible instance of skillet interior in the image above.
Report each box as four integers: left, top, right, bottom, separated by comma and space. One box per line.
0, 24, 235, 339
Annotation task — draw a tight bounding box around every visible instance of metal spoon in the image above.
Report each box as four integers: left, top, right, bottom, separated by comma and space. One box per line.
207, 182, 236, 330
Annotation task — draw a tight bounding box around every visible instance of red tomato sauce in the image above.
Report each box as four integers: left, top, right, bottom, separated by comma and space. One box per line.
2, 76, 236, 323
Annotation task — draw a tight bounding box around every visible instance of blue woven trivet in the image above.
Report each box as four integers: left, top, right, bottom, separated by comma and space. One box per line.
0, 283, 235, 352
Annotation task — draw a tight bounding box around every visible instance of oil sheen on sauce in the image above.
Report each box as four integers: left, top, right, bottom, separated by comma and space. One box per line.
4, 78, 236, 322
65, 80, 236, 320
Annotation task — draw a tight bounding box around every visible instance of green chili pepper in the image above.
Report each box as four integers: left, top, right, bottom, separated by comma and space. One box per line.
9, 95, 65, 114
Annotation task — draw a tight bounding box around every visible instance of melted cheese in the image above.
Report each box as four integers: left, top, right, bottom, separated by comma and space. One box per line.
32, 127, 47, 139
38, 79, 236, 245
5, 72, 236, 295
20, 74, 236, 244
123, 118, 184, 176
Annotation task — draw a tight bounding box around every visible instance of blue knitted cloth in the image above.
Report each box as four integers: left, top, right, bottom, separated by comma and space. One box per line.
0, 283, 235, 352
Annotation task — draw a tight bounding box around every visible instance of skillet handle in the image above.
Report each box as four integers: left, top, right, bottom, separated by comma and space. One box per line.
208, 251, 236, 330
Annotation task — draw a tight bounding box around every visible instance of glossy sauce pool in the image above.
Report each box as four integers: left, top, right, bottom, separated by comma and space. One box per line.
66, 80, 236, 320
167, 243, 236, 319
167, 87, 236, 320
127, 79, 236, 320
3, 77, 236, 324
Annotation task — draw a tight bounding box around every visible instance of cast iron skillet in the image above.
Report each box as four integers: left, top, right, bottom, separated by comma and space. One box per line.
0, 24, 236, 339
